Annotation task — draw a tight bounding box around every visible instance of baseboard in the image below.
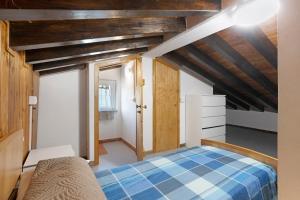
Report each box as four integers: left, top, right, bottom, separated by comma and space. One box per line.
226, 124, 277, 134
180, 143, 186, 148
121, 138, 136, 152
143, 150, 153, 156
99, 138, 121, 143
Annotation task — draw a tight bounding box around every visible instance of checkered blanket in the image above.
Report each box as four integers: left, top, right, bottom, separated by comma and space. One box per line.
96, 146, 277, 200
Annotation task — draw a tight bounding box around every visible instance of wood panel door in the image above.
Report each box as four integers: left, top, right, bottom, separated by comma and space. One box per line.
135, 58, 144, 160
153, 60, 179, 153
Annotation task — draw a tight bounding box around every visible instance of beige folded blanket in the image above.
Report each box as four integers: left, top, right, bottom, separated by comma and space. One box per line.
24, 157, 106, 200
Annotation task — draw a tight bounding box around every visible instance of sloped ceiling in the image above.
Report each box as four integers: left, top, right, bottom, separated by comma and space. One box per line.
164, 17, 278, 112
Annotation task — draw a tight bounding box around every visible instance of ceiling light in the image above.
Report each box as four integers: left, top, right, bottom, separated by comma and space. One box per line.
233, 0, 280, 27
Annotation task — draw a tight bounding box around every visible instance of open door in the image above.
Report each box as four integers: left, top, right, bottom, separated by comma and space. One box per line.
135, 58, 144, 161
153, 60, 180, 153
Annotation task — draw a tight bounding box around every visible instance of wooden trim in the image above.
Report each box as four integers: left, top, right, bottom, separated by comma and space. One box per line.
135, 58, 144, 161
31, 71, 40, 149
201, 139, 278, 170
226, 124, 277, 134
99, 138, 121, 143
121, 138, 137, 152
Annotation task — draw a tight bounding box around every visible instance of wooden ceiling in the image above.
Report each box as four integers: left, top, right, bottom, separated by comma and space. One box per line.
163, 17, 278, 112
1, 0, 278, 112
1, 0, 221, 73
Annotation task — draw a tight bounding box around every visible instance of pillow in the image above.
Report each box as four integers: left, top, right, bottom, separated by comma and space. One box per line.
23, 157, 106, 200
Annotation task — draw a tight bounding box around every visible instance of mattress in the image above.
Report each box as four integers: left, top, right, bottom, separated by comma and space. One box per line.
96, 146, 277, 200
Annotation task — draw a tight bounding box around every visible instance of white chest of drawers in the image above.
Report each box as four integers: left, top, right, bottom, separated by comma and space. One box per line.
186, 95, 226, 147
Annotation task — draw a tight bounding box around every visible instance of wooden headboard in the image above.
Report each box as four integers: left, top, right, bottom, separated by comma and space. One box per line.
201, 139, 278, 170
0, 130, 23, 200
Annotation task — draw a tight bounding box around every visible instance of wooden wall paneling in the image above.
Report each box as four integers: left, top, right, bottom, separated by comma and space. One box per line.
0, 22, 9, 138
0, 21, 33, 159
0, 130, 23, 200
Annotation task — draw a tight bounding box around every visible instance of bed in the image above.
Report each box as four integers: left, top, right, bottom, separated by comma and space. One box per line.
0, 130, 106, 200
96, 140, 277, 200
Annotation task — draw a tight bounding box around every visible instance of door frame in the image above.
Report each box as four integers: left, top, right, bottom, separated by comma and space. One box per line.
135, 58, 144, 161
152, 59, 180, 153
94, 56, 144, 164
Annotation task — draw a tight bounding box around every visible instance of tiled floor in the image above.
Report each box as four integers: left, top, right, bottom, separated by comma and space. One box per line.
93, 141, 137, 172
93, 126, 277, 172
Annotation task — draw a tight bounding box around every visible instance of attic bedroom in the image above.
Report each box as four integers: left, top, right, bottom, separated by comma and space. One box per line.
0, 0, 299, 200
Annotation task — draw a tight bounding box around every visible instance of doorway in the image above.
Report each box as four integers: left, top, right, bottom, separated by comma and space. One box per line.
94, 58, 144, 170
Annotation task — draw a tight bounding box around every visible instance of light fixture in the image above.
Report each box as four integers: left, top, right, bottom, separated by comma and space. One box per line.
233, 0, 280, 27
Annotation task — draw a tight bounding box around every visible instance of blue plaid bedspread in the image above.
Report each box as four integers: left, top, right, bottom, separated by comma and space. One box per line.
96, 146, 277, 200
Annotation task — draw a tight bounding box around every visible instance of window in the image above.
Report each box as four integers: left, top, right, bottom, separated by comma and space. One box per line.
99, 79, 116, 112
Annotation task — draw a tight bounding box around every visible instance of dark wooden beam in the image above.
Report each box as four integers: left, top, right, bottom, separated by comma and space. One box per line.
0, 9, 218, 21
214, 88, 250, 111
226, 100, 238, 110
202, 34, 277, 97
39, 64, 86, 75
0, 0, 221, 10
184, 45, 277, 109
10, 18, 186, 50
26, 36, 163, 64
237, 27, 277, 69
99, 64, 122, 71
164, 52, 264, 111
33, 47, 147, 71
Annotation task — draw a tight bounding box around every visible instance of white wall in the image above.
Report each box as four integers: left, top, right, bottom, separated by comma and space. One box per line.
142, 57, 214, 151
99, 68, 122, 140
180, 71, 214, 144
37, 70, 86, 156
120, 61, 137, 147
226, 109, 277, 132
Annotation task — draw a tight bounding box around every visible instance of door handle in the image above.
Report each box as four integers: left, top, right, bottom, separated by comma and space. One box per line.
136, 105, 147, 109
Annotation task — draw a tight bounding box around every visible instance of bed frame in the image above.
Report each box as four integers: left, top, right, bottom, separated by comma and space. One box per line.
0, 130, 23, 200
201, 139, 278, 170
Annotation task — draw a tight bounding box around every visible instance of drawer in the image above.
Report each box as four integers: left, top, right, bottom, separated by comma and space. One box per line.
202, 116, 226, 128
201, 106, 225, 117
205, 135, 226, 143
201, 96, 225, 106
202, 126, 225, 138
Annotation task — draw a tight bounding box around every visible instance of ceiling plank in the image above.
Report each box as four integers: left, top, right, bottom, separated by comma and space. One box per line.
237, 27, 277, 69
39, 64, 86, 76
164, 52, 264, 111
226, 100, 238, 110
0, 9, 218, 21
0, 0, 221, 10
184, 45, 277, 109
202, 34, 277, 97
26, 36, 163, 64
10, 18, 185, 50
33, 47, 147, 71
214, 87, 250, 111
